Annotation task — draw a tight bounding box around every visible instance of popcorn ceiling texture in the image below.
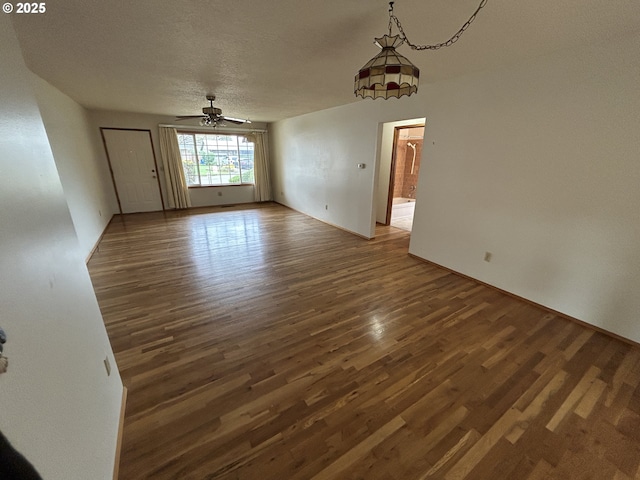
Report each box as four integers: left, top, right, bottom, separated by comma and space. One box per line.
11, 0, 640, 122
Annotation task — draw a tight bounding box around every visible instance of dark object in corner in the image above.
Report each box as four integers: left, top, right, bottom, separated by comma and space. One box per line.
0, 430, 43, 480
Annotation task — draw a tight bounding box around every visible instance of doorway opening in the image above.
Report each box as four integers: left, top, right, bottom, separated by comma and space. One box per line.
387, 124, 425, 231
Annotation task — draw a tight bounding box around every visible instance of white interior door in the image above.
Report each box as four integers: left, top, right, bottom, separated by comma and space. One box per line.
103, 129, 163, 213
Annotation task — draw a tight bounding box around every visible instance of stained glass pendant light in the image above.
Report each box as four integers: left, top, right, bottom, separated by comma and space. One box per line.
355, 0, 488, 100
355, 33, 419, 99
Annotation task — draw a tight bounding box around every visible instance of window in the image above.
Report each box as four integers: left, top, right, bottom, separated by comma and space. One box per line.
177, 132, 254, 186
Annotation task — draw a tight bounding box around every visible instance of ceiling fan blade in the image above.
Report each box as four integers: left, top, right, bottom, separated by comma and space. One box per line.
175, 115, 206, 120
222, 116, 251, 124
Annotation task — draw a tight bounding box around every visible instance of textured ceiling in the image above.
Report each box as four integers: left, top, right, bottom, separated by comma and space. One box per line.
11, 0, 640, 122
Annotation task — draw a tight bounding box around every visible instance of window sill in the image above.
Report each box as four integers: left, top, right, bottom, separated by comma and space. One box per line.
188, 184, 255, 189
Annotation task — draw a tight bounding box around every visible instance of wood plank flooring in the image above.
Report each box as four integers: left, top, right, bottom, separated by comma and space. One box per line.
88, 203, 640, 480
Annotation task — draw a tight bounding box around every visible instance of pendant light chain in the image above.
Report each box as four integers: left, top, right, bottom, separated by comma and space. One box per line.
355, 0, 489, 99
388, 2, 394, 36
389, 0, 488, 51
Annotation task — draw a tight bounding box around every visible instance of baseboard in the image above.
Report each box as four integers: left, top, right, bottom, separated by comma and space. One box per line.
275, 201, 372, 240
408, 254, 640, 349
113, 386, 128, 480
185, 200, 266, 212
86, 214, 115, 264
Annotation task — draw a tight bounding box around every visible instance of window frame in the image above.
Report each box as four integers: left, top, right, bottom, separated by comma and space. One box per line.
176, 130, 255, 188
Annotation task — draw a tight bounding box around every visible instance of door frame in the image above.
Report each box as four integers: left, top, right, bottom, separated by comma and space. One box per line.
100, 127, 165, 214
384, 123, 424, 225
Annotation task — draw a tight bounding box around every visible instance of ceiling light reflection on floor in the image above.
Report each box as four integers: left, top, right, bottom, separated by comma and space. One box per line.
370, 314, 386, 341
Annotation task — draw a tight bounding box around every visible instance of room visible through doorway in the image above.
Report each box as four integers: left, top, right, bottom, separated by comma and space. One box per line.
387, 125, 424, 231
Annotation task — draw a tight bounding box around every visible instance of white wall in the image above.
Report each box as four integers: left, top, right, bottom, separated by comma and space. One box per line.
271, 100, 426, 238
88, 109, 267, 209
410, 34, 640, 342
32, 75, 117, 259
0, 17, 123, 480
270, 32, 640, 343
189, 185, 255, 208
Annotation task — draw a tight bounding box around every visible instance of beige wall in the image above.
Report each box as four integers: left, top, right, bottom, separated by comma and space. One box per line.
0, 16, 123, 480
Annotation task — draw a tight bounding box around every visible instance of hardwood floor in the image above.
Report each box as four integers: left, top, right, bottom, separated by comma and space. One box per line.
88, 203, 640, 480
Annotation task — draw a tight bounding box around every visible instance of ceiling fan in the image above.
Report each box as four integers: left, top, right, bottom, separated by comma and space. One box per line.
175, 95, 251, 127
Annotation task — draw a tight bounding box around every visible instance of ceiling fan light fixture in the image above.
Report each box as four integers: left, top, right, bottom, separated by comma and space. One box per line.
203, 106, 223, 116
176, 95, 252, 127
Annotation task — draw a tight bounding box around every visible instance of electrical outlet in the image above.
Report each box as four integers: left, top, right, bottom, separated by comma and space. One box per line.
484, 252, 492, 262
104, 356, 111, 376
